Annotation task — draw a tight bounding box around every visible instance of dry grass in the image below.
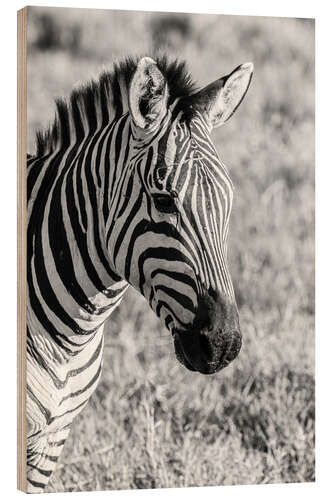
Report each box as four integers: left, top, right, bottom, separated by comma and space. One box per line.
26, 7, 315, 492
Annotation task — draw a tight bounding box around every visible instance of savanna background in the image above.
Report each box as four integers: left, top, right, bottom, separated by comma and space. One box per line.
26, 7, 315, 492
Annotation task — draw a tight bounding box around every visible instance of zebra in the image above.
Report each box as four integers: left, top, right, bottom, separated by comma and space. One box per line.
26, 54, 253, 492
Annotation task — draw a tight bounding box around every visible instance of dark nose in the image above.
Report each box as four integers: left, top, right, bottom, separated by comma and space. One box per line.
174, 289, 242, 374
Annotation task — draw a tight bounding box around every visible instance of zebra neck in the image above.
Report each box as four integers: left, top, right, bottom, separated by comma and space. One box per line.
28, 123, 132, 349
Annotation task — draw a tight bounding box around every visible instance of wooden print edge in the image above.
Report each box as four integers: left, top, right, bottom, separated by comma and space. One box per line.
17, 6, 27, 493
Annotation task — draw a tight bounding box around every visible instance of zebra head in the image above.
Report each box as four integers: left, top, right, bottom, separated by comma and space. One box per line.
108, 57, 253, 374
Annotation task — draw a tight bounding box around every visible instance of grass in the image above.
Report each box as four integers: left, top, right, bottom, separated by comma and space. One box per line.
26, 7, 315, 492
46, 290, 314, 491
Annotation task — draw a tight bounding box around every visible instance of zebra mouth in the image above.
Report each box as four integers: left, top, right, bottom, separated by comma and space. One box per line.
172, 328, 242, 375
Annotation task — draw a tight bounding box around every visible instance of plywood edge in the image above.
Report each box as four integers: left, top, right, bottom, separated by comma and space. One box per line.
17, 6, 27, 494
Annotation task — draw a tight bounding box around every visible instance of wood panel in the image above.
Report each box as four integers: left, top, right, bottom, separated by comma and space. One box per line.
17, 6, 27, 493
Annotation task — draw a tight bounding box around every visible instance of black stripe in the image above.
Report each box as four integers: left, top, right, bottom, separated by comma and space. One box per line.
28, 464, 52, 477
27, 477, 46, 489
59, 362, 102, 405
154, 284, 196, 313
49, 399, 88, 423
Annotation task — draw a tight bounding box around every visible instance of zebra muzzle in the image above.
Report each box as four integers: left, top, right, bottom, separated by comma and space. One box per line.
172, 289, 242, 374
174, 328, 242, 375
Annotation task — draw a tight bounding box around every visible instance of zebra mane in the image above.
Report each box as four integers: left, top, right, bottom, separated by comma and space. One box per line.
35, 54, 198, 157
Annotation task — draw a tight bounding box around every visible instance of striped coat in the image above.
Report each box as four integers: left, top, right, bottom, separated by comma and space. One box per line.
26, 55, 253, 491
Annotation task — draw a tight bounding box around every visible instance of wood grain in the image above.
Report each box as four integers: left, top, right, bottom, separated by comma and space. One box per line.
17, 7, 27, 493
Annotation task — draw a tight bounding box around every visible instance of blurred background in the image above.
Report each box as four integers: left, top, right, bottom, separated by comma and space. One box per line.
27, 7, 315, 492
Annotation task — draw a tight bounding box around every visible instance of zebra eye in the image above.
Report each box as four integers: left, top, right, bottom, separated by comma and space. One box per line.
152, 193, 178, 214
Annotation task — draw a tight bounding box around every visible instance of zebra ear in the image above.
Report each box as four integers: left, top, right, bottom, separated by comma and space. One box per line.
192, 62, 254, 129
129, 57, 169, 130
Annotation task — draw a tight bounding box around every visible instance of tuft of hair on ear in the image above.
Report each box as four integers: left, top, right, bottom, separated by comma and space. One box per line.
129, 57, 169, 129
138, 63, 167, 120
186, 62, 254, 129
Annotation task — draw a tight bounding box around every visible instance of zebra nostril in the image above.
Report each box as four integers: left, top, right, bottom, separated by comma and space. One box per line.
220, 331, 242, 366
